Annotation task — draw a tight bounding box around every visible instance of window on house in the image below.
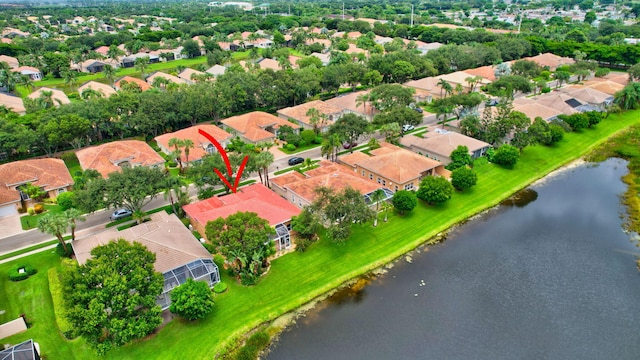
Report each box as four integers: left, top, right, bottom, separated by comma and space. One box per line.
57, 188, 66, 194
377, 177, 381, 184
395, 185, 399, 192
361, 170, 365, 176
118, 161, 131, 169
405, 183, 414, 191
369, 174, 373, 180
205, 144, 216, 155
0, 152, 7, 161
382, 180, 386, 186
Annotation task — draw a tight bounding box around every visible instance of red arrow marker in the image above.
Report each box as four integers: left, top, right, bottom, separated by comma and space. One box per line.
198, 129, 249, 193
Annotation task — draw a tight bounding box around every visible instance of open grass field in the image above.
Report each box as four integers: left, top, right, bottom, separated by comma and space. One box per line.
0, 111, 638, 359
20, 204, 64, 230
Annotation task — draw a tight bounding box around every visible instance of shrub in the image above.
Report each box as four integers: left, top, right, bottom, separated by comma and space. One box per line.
213, 254, 225, 268
48, 268, 77, 339
167, 160, 177, 168
213, 281, 228, 293
33, 204, 44, 214
285, 133, 301, 147
17, 207, 26, 214
27, 208, 35, 216
491, 144, 520, 168
451, 167, 478, 191
416, 176, 454, 205
300, 129, 316, 144
594, 67, 610, 77
170, 278, 215, 320
56, 191, 76, 210
286, 144, 296, 151
198, 188, 216, 200
56, 242, 74, 258
8, 263, 37, 282
541, 87, 551, 93
60, 152, 77, 163
235, 332, 270, 360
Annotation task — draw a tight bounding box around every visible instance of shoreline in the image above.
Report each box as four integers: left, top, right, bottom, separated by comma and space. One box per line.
249, 157, 609, 358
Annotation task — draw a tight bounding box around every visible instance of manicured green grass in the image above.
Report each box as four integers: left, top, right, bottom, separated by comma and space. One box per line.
63, 153, 82, 177
0, 240, 58, 261
2, 111, 638, 359
273, 159, 320, 175
279, 142, 320, 155
20, 204, 64, 230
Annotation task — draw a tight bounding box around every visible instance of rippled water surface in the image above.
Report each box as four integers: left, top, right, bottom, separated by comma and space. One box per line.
268, 159, 640, 360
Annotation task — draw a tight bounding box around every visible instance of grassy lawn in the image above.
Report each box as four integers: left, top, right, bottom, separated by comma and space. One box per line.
20, 204, 64, 230
62, 153, 82, 177
1, 111, 638, 359
279, 142, 320, 155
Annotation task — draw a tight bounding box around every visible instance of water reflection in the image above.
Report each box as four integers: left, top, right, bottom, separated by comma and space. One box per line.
500, 188, 538, 207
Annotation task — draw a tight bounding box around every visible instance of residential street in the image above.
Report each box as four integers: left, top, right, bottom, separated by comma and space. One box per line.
0, 113, 442, 256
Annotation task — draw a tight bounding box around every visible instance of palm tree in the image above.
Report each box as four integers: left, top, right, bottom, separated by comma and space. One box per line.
614, 82, 640, 110
370, 189, 386, 227
182, 139, 194, 171
454, 83, 464, 95
306, 107, 322, 134
382, 201, 392, 222
37, 213, 69, 253
134, 56, 150, 77
65, 208, 86, 241
321, 134, 342, 162
81, 88, 103, 100
465, 76, 482, 93
168, 137, 184, 172
18, 74, 34, 91
102, 64, 116, 85
39, 90, 55, 109
163, 175, 186, 216
107, 44, 124, 61
554, 70, 571, 88
63, 70, 78, 90
302, 158, 313, 169
356, 93, 371, 120
254, 150, 275, 186
437, 78, 448, 98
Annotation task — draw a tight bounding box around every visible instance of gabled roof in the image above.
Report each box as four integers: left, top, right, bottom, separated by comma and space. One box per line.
325, 90, 376, 118
560, 87, 612, 105
154, 124, 232, 163
277, 100, 344, 126
221, 111, 299, 143
0, 55, 19, 68
579, 79, 624, 95
513, 103, 564, 121
463, 65, 497, 82
76, 140, 164, 178
272, 161, 381, 204
183, 183, 300, 227
177, 68, 206, 82
114, 76, 151, 91
602, 72, 629, 86
206, 64, 226, 76
73, 212, 211, 273
78, 81, 117, 98
146, 71, 187, 85
13, 66, 40, 75
0, 93, 25, 114
341, 143, 443, 184
522, 52, 574, 70
531, 92, 580, 115
400, 132, 491, 160
94, 45, 109, 55
0, 158, 74, 205
27, 87, 70, 106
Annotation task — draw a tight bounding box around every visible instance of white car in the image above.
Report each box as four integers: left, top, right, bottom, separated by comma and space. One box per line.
402, 124, 415, 132
110, 208, 132, 221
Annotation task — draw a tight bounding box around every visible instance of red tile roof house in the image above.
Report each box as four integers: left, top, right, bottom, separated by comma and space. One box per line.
338, 142, 448, 192
399, 131, 492, 165
270, 161, 392, 209
76, 140, 165, 178
220, 111, 300, 144
154, 124, 232, 164
183, 183, 301, 252
72, 211, 220, 310
277, 100, 345, 133
0, 158, 74, 217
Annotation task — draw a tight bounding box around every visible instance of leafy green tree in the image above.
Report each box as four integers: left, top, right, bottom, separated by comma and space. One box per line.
182, 40, 201, 58
291, 207, 322, 251
62, 239, 163, 354
373, 107, 422, 129
134, 56, 150, 77
328, 113, 371, 149
309, 187, 374, 243
103, 167, 167, 223
560, 113, 589, 131
451, 167, 478, 191
205, 212, 275, 284
391, 190, 417, 215
491, 144, 520, 168
56, 191, 76, 210
37, 212, 70, 253
553, 70, 571, 88
102, 64, 116, 85
368, 84, 415, 112
20, 182, 47, 202
416, 176, 454, 205
169, 278, 215, 321
42, 114, 91, 149
446, 146, 472, 170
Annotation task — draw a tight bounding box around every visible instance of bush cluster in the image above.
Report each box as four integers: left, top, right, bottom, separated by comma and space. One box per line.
33, 204, 44, 214
8, 263, 37, 282
235, 332, 270, 360
213, 282, 228, 294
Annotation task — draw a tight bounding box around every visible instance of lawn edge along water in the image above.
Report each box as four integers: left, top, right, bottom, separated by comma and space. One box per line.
2, 112, 638, 360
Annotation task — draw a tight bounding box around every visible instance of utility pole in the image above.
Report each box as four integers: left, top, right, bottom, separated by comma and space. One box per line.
411, 4, 414, 27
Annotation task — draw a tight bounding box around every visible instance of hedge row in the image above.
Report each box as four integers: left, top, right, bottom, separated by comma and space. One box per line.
48, 267, 77, 339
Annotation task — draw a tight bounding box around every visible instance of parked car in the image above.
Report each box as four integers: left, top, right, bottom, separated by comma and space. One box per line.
288, 157, 304, 166
343, 142, 357, 149
413, 107, 424, 113
402, 124, 415, 132
110, 208, 132, 221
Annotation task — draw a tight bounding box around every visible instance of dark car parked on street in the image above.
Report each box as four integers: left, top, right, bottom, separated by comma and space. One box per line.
288, 157, 304, 166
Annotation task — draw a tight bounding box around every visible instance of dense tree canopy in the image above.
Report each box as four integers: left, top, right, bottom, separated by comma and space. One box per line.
416, 176, 454, 205
169, 278, 215, 321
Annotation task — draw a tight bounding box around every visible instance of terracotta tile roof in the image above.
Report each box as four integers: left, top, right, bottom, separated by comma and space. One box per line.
513, 103, 564, 121
0, 93, 25, 114
405, 76, 440, 93
73, 212, 211, 273
276, 161, 381, 204
342, 143, 444, 184
277, 100, 344, 127
602, 72, 629, 86
13, 66, 40, 74
146, 71, 187, 85
154, 124, 231, 163
256, 58, 280, 71
463, 65, 497, 82
0, 55, 19, 68
0, 158, 73, 205
523, 53, 574, 70
76, 140, 164, 178
532, 92, 580, 115
221, 111, 299, 143
559, 87, 612, 104
325, 90, 377, 118
400, 133, 491, 160
338, 151, 372, 168
580, 79, 624, 95
305, 38, 331, 48
177, 68, 205, 82
183, 183, 300, 228
114, 76, 151, 91
28, 87, 70, 106
78, 81, 117, 98
94, 45, 109, 55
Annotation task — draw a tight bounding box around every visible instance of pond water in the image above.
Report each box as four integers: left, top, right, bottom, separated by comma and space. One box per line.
268, 158, 640, 360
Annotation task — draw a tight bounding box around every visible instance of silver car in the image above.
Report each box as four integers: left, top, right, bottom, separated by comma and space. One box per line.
110, 208, 132, 221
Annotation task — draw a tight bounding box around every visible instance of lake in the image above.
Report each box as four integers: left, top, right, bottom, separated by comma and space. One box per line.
268, 158, 640, 360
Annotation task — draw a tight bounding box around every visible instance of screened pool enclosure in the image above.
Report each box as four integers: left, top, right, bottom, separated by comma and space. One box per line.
156, 258, 220, 310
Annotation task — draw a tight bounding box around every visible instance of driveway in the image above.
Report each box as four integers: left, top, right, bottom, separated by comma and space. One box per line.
0, 214, 24, 238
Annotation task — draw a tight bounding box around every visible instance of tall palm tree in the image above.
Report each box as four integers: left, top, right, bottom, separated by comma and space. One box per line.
254, 150, 275, 186
437, 78, 449, 98
163, 175, 186, 216
370, 189, 386, 227
614, 82, 640, 110
37, 213, 69, 253
18, 74, 34, 91
321, 134, 342, 162
306, 107, 322, 134
81, 88, 103, 100
63, 70, 78, 90
107, 44, 124, 61
102, 64, 116, 85
39, 90, 55, 109
134, 56, 150, 77
65, 208, 86, 241
356, 93, 371, 120
182, 139, 194, 171
168, 137, 183, 172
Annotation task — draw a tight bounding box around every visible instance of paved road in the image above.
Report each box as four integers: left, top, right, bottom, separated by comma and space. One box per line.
0, 117, 442, 256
